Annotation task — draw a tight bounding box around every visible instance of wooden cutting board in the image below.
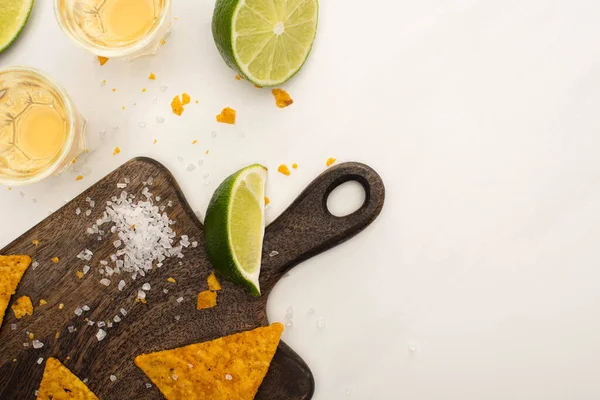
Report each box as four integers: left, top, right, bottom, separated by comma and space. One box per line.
0, 157, 385, 399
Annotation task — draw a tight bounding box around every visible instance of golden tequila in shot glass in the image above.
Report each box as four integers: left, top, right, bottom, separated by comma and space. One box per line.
0, 67, 86, 186
54, 0, 172, 60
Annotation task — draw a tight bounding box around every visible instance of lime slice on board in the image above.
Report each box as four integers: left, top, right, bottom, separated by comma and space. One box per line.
204, 164, 267, 296
0, 0, 34, 54
212, 0, 319, 87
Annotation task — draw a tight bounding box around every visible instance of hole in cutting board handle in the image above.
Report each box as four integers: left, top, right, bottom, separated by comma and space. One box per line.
325, 178, 368, 217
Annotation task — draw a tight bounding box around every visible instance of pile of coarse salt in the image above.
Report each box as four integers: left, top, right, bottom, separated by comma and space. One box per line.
81, 182, 190, 282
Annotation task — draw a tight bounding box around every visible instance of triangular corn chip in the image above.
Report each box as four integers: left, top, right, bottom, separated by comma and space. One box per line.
0, 255, 31, 327
37, 357, 99, 400
135, 323, 283, 400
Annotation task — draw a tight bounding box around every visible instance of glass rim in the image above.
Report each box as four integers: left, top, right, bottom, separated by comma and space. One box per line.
53, 0, 172, 58
0, 66, 77, 186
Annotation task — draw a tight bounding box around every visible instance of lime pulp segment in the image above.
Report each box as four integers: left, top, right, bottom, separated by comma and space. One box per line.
0, 0, 34, 54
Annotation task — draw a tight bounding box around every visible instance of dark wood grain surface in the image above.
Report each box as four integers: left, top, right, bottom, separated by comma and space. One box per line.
0, 157, 385, 400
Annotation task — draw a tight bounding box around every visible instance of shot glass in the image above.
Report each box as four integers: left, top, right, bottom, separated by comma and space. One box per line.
0, 66, 87, 186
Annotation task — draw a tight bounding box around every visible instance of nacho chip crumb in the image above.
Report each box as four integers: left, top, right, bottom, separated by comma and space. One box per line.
181, 93, 191, 105
12, 358, 16, 362
113, 146, 121, 156
55, 332, 60, 339
153, 139, 157, 144
235, 74, 244, 80
141, 88, 147, 93
76, 271, 84, 279
51, 257, 59, 263
149, 72, 156, 80
122, 106, 126, 110
76, 175, 84, 181
32, 239, 40, 246
112, 88, 116, 92
12, 296, 33, 319
292, 163, 298, 169
205, 150, 209, 155
216, 107, 236, 124
97, 56, 109, 66
29, 332, 34, 339
58, 303, 64, 310
207, 273, 221, 291
39, 299, 47, 306
254, 84, 262, 89
192, 140, 197, 145
197, 290, 217, 310
264, 196, 270, 206
160, 39, 166, 46
167, 277, 176, 283
326, 157, 337, 167
278, 164, 291, 176
171, 95, 184, 116
272, 89, 294, 108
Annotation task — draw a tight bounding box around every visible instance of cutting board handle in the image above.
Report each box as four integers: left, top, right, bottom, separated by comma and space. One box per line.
261, 162, 385, 291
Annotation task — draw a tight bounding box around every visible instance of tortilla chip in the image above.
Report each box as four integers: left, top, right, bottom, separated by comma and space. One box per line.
135, 323, 284, 400
0, 255, 31, 327
37, 357, 99, 400
12, 296, 33, 319
196, 290, 217, 310
207, 273, 221, 291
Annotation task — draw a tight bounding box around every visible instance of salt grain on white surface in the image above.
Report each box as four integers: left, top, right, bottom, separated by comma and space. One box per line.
96, 329, 107, 341
156, 116, 165, 124
317, 319, 326, 329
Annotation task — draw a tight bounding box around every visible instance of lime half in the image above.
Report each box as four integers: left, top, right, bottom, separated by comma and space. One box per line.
0, 0, 34, 54
212, 0, 319, 87
204, 164, 267, 296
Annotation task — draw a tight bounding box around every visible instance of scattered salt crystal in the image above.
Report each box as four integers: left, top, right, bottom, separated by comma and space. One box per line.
82, 305, 90, 311
83, 378, 89, 383
186, 164, 196, 172
76, 208, 81, 215
285, 321, 293, 327
100, 278, 111, 286
83, 265, 90, 274
114, 315, 121, 323
176, 297, 184, 303
139, 122, 147, 128
163, 289, 169, 294
146, 383, 152, 389
160, 85, 168, 92
37, 357, 44, 365
96, 329, 107, 341
90, 201, 95, 208
172, 374, 178, 381
142, 283, 151, 291
198, 159, 204, 166
317, 319, 326, 329
88, 320, 95, 326
113, 240, 122, 248
31, 261, 39, 270
97, 321, 106, 328
85, 210, 91, 216
204, 180, 210, 185
74, 307, 83, 316
35, 390, 39, 396
120, 308, 127, 316
211, 131, 217, 138
117, 183, 127, 189
188, 364, 194, 369
156, 116, 165, 124
156, 196, 161, 201
308, 308, 315, 315
174, 315, 180, 321
68, 326, 74, 333
167, 200, 173, 207
191, 241, 198, 248
118, 280, 126, 291
147, 177, 154, 185
286, 306, 294, 319
137, 290, 146, 300
225, 374, 233, 381
107, 322, 113, 328
124, 177, 130, 184
110, 375, 117, 382
32, 340, 44, 349
23, 342, 29, 347
269, 251, 279, 257
86, 197, 91, 202
177, 156, 184, 163
10, 323, 16, 330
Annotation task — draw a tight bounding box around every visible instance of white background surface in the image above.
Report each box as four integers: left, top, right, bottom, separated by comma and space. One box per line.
2, 1, 600, 398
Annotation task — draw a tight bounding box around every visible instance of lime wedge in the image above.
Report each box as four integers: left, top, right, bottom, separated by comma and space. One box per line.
0, 0, 34, 54
212, 0, 319, 87
204, 164, 267, 296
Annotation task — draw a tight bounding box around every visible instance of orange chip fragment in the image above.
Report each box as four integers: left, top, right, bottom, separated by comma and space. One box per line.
76, 271, 84, 279
113, 146, 121, 156
153, 139, 158, 144
264, 196, 270, 206
97, 56, 109, 66
278, 164, 291, 176
12, 296, 33, 319
207, 273, 221, 291
58, 303, 64, 310
142, 88, 147, 93
182, 93, 191, 105
171, 95, 184, 116
272, 89, 294, 108
29, 332, 34, 339
149, 72, 156, 80
196, 290, 217, 310
292, 163, 298, 169
235, 74, 243, 80
36, 357, 99, 400
39, 299, 47, 306
32, 239, 40, 246
192, 140, 198, 145
135, 323, 283, 400
216, 107, 236, 124
76, 175, 83, 181
51, 257, 59, 263
326, 157, 337, 167
167, 277, 176, 283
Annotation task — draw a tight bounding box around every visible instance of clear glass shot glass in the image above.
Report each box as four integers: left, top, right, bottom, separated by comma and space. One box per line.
0, 66, 87, 186
54, 0, 172, 60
